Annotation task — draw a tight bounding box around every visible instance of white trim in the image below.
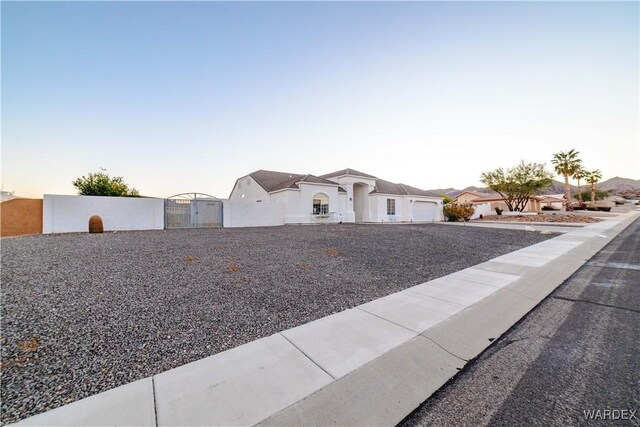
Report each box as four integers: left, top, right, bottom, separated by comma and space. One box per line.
297, 181, 342, 189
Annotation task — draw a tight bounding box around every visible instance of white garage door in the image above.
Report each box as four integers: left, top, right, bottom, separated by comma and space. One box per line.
413, 201, 437, 222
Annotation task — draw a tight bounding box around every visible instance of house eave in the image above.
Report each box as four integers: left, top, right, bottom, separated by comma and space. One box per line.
268, 187, 300, 195
298, 181, 342, 188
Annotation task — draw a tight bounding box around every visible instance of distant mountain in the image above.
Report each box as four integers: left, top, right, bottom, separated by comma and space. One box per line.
599, 177, 640, 199
427, 188, 459, 197
542, 180, 576, 195
598, 176, 640, 191
442, 186, 493, 198
460, 185, 489, 194
429, 177, 640, 200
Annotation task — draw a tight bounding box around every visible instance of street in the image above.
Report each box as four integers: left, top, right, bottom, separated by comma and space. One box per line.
401, 218, 639, 426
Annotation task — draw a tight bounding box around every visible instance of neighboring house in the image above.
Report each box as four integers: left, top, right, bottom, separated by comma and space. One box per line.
452, 191, 491, 205
605, 195, 627, 205
0, 191, 16, 202
228, 168, 443, 225
469, 191, 542, 212
453, 190, 542, 212
538, 194, 565, 210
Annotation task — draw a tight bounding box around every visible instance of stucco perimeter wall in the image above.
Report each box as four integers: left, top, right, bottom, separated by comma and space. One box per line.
0, 198, 43, 237
223, 200, 285, 228
470, 203, 493, 219
43, 195, 165, 234
489, 199, 540, 213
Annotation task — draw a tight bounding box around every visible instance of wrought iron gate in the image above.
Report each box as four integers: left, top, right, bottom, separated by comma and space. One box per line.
165, 193, 223, 229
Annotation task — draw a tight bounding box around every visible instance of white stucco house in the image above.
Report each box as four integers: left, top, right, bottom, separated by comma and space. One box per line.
226, 168, 443, 226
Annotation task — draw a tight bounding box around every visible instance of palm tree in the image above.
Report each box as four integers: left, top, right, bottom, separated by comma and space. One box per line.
573, 167, 587, 203
586, 169, 603, 204
551, 149, 582, 211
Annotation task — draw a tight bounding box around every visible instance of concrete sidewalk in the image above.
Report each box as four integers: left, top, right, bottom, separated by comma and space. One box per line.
401, 215, 640, 426
12, 210, 640, 427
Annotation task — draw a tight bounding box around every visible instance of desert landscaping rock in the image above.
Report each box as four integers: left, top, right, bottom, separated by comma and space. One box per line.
476, 214, 600, 223
1, 224, 554, 424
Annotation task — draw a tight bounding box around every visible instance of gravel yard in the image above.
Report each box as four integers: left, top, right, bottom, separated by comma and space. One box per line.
474, 213, 600, 223
1, 223, 554, 424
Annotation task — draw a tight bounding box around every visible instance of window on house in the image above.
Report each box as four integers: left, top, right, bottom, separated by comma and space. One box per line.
312, 193, 329, 215
387, 198, 396, 215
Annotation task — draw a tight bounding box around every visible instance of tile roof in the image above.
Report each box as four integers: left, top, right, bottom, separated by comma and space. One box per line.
471, 192, 541, 202
249, 170, 304, 192
370, 179, 440, 197
537, 194, 565, 202
246, 169, 437, 197
249, 170, 346, 193
454, 190, 492, 199
468, 191, 507, 202
319, 169, 378, 180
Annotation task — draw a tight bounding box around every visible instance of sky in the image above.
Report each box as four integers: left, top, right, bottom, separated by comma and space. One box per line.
2, 1, 638, 198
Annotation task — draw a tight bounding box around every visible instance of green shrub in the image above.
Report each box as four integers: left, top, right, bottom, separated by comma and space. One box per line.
440, 194, 453, 204
573, 189, 608, 201
73, 171, 140, 197
443, 203, 475, 222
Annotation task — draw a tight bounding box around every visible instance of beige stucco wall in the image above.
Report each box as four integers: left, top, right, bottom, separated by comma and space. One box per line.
489, 199, 540, 212
454, 193, 482, 204
1, 198, 43, 237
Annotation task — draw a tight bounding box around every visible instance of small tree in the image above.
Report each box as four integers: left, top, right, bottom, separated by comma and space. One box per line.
73, 171, 140, 197
585, 169, 603, 204
480, 161, 553, 212
443, 203, 475, 222
551, 149, 582, 211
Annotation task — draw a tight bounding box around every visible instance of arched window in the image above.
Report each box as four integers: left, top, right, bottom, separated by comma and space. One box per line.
312, 193, 329, 215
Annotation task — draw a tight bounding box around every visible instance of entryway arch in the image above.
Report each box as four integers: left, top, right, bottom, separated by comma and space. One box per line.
353, 183, 369, 223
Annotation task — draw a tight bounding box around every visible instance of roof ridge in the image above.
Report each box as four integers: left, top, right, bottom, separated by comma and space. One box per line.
319, 168, 378, 179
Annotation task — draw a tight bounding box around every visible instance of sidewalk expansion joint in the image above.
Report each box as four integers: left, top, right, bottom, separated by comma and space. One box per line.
354, 306, 421, 335
278, 333, 337, 380
353, 307, 468, 362
151, 376, 159, 427
552, 296, 640, 315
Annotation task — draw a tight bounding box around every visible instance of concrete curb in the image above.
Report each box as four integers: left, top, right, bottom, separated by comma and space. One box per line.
11, 211, 640, 427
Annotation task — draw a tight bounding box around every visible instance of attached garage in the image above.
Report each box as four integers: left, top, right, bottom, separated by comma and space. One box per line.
413, 201, 437, 222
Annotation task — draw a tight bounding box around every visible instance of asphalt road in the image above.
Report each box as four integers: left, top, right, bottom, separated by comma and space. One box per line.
401, 218, 639, 427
